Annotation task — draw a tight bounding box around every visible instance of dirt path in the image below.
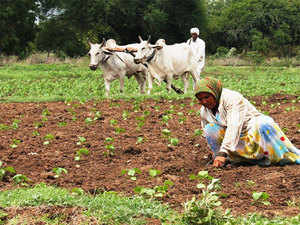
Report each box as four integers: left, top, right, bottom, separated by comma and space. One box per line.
0, 94, 299, 217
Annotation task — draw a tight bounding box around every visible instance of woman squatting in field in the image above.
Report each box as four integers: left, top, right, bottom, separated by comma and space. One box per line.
195, 77, 300, 167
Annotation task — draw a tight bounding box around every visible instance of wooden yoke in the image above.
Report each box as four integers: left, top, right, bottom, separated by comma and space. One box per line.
103, 47, 137, 52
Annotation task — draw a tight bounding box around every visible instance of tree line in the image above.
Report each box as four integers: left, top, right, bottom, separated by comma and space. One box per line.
0, 0, 299, 58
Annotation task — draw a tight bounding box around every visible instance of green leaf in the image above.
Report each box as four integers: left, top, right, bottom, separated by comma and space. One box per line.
133, 186, 143, 193
149, 169, 161, 177
189, 174, 197, 180
169, 138, 179, 146
197, 183, 206, 189
194, 129, 203, 136
164, 180, 174, 187
252, 192, 263, 201
4, 166, 16, 174
71, 187, 85, 196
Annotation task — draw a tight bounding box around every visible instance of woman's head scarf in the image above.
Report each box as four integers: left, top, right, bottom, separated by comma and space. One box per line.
194, 77, 223, 103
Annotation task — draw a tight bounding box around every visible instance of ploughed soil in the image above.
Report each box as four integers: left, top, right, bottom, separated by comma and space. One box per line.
0, 94, 299, 221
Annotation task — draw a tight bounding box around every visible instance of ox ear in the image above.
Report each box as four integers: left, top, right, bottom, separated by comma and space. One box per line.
138, 35, 143, 42
100, 38, 106, 48
88, 41, 93, 46
152, 45, 163, 50
147, 35, 151, 43
103, 50, 113, 55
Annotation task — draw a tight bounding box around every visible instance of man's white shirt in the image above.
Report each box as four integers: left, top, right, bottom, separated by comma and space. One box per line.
187, 37, 205, 74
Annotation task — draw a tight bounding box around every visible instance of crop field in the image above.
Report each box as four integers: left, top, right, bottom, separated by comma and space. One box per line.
0, 60, 300, 224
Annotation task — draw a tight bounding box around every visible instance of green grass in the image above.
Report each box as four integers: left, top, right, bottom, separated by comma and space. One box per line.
0, 183, 178, 225
0, 62, 299, 102
1, 183, 300, 225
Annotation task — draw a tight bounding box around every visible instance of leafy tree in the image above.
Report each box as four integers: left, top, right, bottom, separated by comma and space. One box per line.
145, 0, 207, 44
35, 17, 87, 57
213, 0, 300, 56
0, 0, 38, 57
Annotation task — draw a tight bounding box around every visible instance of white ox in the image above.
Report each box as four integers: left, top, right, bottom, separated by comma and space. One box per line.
134, 36, 200, 94
88, 40, 148, 97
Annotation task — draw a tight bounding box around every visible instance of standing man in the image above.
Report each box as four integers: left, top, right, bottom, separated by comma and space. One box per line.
187, 27, 205, 75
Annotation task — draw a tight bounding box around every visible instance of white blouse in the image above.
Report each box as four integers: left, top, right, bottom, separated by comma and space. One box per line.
200, 88, 262, 154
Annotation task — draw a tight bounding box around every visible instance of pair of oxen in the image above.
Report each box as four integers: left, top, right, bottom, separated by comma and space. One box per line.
88, 36, 203, 97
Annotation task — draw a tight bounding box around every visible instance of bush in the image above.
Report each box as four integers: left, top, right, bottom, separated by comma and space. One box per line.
215, 47, 229, 58
245, 51, 265, 65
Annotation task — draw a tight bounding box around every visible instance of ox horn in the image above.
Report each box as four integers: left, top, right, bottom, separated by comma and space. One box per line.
100, 38, 106, 48
147, 35, 151, 43
138, 35, 143, 42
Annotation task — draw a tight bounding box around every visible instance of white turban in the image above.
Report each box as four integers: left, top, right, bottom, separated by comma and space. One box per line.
190, 27, 199, 35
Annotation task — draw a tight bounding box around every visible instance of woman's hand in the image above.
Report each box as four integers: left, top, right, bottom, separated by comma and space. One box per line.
213, 156, 226, 167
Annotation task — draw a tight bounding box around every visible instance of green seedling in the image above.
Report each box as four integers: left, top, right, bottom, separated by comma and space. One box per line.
285, 106, 296, 112
43, 133, 54, 145
162, 128, 171, 138
11, 119, 21, 129
122, 110, 130, 120
177, 112, 184, 116
0, 124, 10, 130
189, 171, 221, 191
188, 109, 195, 115
133, 102, 140, 112
121, 168, 141, 181
42, 108, 50, 116
93, 111, 102, 120
247, 180, 256, 187
34, 121, 44, 128
85, 117, 93, 124
0, 163, 16, 181
32, 130, 40, 136
104, 137, 115, 156
136, 116, 146, 130
168, 137, 179, 146
10, 139, 21, 148
13, 174, 31, 186
182, 177, 223, 224
177, 112, 187, 124
52, 167, 68, 178
194, 129, 203, 136
58, 121, 67, 127
71, 187, 85, 196
134, 180, 174, 198
76, 136, 86, 145
75, 148, 89, 161
105, 137, 114, 143
115, 127, 126, 134
143, 110, 150, 116
196, 110, 201, 116
164, 108, 175, 115
252, 191, 271, 205
149, 169, 161, 177
136, 136, 144, 144
109, 119, 118, 126
162, 115, 171, 124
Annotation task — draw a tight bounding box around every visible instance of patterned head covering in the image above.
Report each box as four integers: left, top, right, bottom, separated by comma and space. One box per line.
194, 77, 223, 103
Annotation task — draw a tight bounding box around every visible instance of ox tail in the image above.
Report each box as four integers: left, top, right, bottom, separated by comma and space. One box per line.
163, 79, 184, 94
